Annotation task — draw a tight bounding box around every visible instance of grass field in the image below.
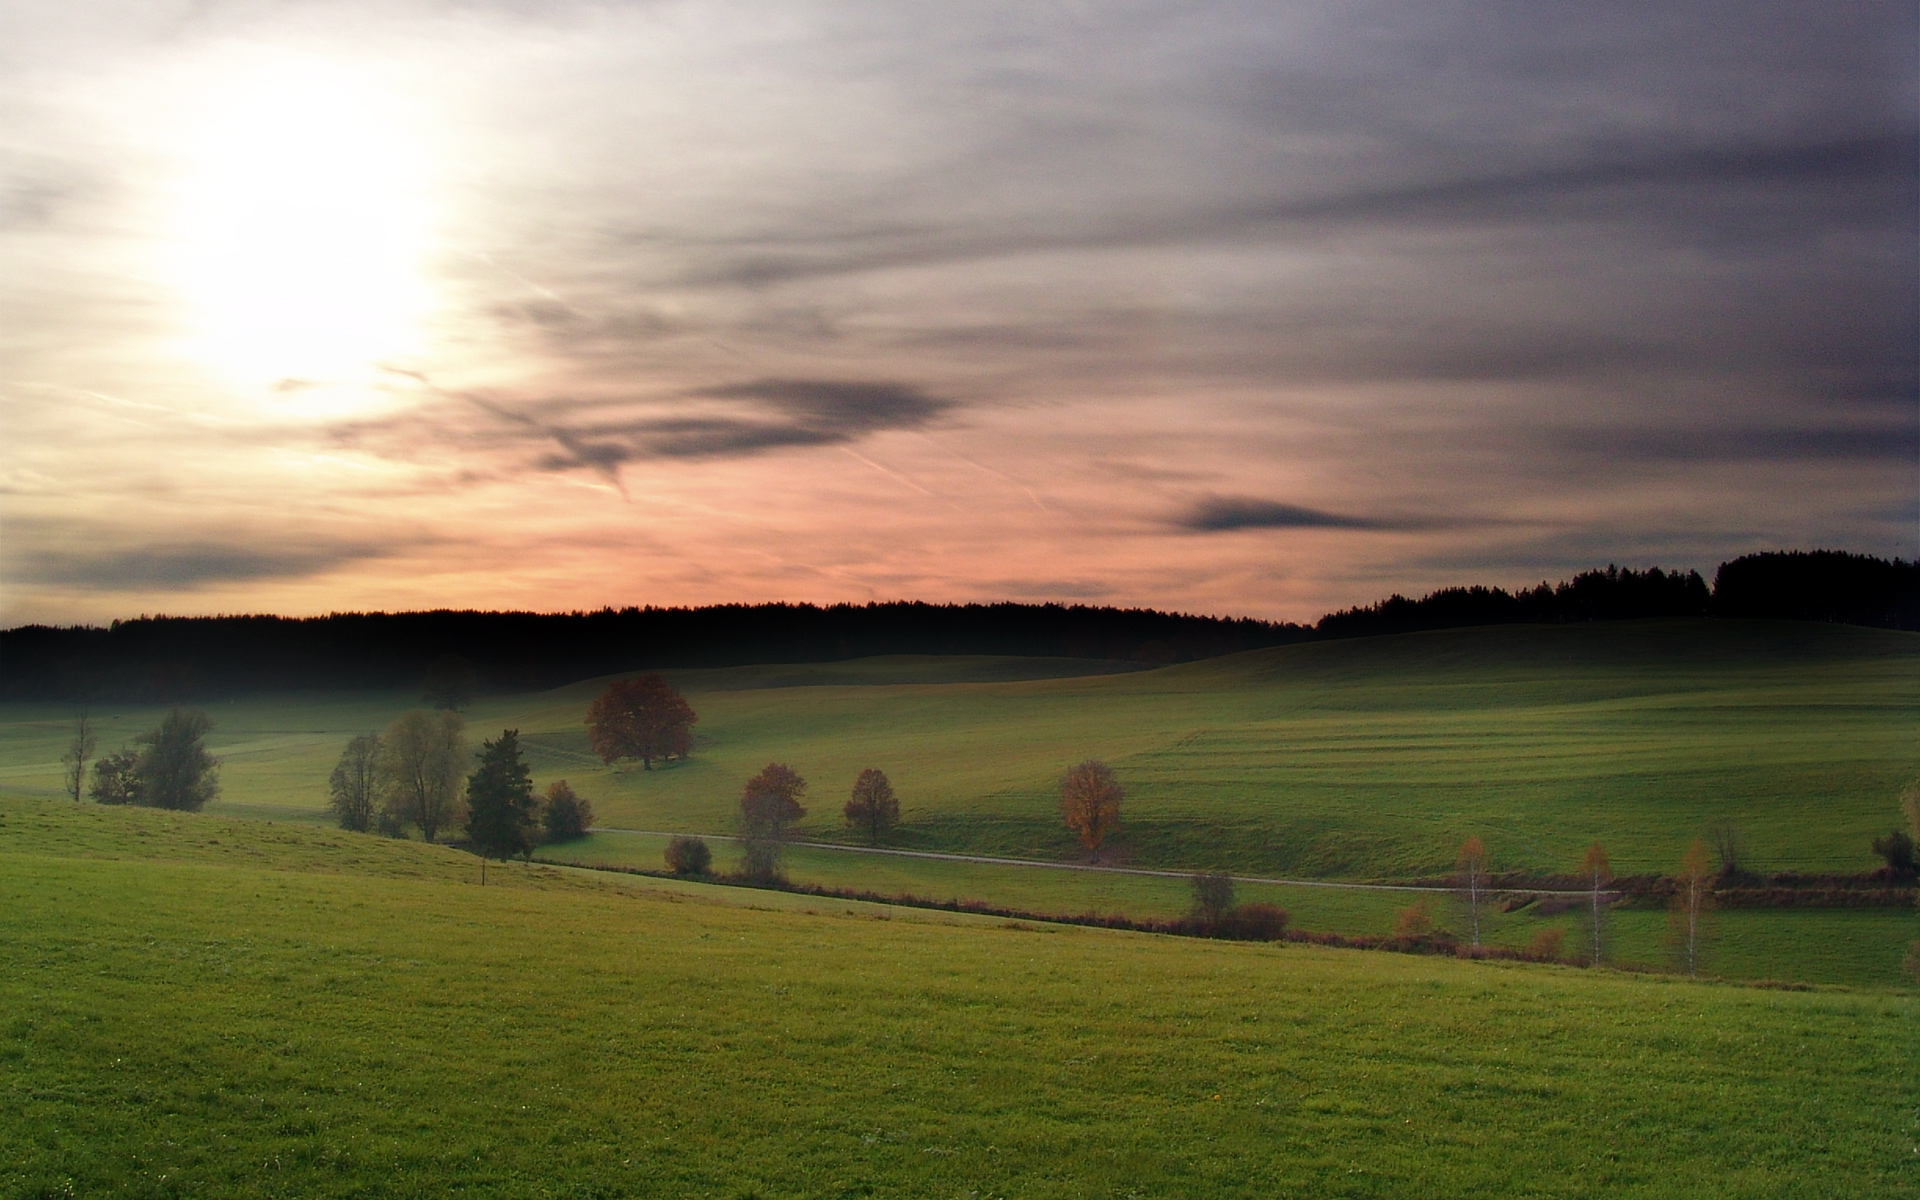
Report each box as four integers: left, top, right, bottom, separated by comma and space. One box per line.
1, 621, 1913, 883
1, 798, 1914, 1199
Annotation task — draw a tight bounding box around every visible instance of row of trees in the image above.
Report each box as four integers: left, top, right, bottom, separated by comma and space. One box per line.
61, 709, 221, 810
326, 712, 594, 853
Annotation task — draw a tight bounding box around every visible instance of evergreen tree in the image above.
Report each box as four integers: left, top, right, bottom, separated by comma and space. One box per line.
466, 729, 539, 863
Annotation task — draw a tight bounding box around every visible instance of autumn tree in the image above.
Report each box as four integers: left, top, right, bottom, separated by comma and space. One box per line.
328, 733, 383, 832
1578, 841, 1612, 966
133, 709, 220, 811
1671, 838, 1714, 977
541, 780, 594, 842
1061, 760, 1122, 862
466, 729, 540, 864
422, 654, 479, 711
843, 768, 900, 846
1870, 829, 1917, 881
740, 762, 807, 882
1395, 898, 1435, 940
1455, 836, 1490, 948
586, 675, 698, 769
379, 709, 467, 842
61, 714, 95, 804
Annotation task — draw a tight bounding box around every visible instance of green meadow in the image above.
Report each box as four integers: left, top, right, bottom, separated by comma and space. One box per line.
1, 799, 1913, 1199
1, 619, 1912, 880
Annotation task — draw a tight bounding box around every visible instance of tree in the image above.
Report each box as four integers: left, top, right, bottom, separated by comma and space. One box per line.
90, 749, 141, 805
1870, 829, 1917, 881
665, 835, 712, 876
1191, 872, 1235, 925
1455, 836, 1490, 948
61, 714, 95, 803
740, 762, 806, 882
1671, 839, 1714, 978
586, 675, 698, 770
422, 654, 478, 711
466, 729, 540, 864
541, 780, 594, 842
1578, 842, 1612, 966
133, 709, 219, 811
843, 768, 900, 846
1061, 760, 1122, 862
328, 734, 382, 832
379, 709, 467, 842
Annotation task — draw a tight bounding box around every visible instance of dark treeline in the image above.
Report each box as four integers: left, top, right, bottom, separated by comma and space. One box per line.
0, 602, 1304, 702
1315, 550, 1917, 640
4, 550, 1913, 702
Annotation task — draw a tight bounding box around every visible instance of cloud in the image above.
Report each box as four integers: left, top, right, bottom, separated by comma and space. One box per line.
1176, 497, 1410, 533
12, 542, 391, 591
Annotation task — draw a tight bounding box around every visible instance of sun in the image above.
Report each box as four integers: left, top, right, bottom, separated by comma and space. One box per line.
167, 57, 436, 400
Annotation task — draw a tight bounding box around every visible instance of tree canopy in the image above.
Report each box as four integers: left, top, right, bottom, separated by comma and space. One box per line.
541, 780, 594, 842
134, 708, 220, 811
843, 768, 899, 846
586, 675, 697, 769
380, 709, 467, 842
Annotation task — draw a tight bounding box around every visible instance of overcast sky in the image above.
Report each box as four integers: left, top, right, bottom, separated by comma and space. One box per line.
2, 0, 1913, 625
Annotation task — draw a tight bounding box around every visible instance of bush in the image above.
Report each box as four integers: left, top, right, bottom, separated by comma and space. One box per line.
664, 835, 712, 876
1870, 829, 1917, 880
1395, 899, 1435, 939
542, 781, 594, 842
1214, 902, 1289, 941
1526, 928, 1567, 962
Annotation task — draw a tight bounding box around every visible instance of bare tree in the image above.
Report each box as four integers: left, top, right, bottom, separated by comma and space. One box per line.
61, 713, 96, 803
1061, 760, 1122, 862
1578, 841, 1612, 966
1706, 822, 1748, 880
1455, 836, 1490, 948
1671, 839, 1714, 978
843, 768, 900, 846
328, 734, 382, 832
379, 709, 467, 842
1190, 872, 1235, 924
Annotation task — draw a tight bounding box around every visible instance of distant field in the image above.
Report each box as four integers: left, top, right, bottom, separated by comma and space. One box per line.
546, 830, 1919, 989
1, 798, 1913, 1199
2, 621, 1913, 882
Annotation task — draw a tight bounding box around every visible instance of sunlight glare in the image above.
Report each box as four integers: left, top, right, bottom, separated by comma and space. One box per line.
169, 58, 436, 402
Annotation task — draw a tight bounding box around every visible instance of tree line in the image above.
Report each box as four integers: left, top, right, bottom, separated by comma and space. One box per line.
8, 550, 1912, 703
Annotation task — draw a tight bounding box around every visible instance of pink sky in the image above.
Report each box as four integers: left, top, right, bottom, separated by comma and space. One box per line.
3, 2, 1913, 626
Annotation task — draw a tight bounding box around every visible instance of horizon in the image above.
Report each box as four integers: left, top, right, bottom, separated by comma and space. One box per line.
4, 3, 1914, 626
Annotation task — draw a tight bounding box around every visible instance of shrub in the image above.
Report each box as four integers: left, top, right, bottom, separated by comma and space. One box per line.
664, 835, 712, 876
1394, 899, 1435, 939
542, 780, 594, 842
1214, 902, 1289, 941
1870, 829, 1917, 880
1526, 928, 1567, 962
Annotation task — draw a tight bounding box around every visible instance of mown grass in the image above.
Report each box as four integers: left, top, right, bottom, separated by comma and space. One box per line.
1, 798, 1914, 1199
1, 621, 1912, 882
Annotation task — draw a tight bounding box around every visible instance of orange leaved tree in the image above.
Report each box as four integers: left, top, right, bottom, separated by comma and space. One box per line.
1061, 760, 1122, 862
1578, 841, 1612, 966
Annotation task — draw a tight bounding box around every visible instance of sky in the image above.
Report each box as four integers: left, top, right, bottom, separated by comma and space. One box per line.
2, 0, 1914, 627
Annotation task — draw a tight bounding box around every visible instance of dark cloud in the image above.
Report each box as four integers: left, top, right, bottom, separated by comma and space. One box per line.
1178, 497, 1414, 533
14, 543, 390, 591
1551, 423, 1919, 465
336, 376, 955, 479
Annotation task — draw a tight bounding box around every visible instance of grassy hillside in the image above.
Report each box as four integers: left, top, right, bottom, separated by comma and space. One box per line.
2, 620, 1912, 879
0, 798, 1913, 1199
